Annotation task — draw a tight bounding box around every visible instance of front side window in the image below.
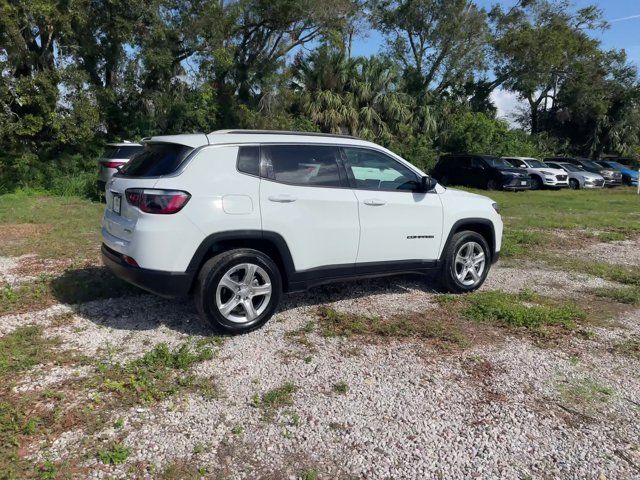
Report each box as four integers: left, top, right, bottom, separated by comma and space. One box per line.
506, 158, 526, 168
261, 145, 343, 187
485, 157, 513, 168
343, 147, 419, 191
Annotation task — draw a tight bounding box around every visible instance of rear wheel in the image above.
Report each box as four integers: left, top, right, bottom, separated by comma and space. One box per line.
486, 179, 498, 190
569, 178, 580, 190
530, 176, 543, 190
440, 231, 491, 293
194, 249, 282, 334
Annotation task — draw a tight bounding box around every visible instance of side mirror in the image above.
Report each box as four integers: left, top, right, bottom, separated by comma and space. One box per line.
419, 176, 437, 192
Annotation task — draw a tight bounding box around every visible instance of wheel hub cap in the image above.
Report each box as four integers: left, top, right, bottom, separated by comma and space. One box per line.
215, 263, 272, 324
454, 241, 486, 287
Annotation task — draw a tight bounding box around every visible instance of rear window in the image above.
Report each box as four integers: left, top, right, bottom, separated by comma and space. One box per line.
261, 145, 343, 187
119, 143, 193, 177
104, 145, 144, 159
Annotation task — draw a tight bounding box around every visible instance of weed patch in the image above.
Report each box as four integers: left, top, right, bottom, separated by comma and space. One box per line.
252, 383, 297, 419
316, 306, 468, 346
592, 286, 640, 305
459, 290, 585, 330
97, 442, 129, 465
557, 378, 614, 411
611, 336, 640, 359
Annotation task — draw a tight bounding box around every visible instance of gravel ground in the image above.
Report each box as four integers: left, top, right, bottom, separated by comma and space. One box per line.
4, 255, 640, 479
566, 239, 640, 266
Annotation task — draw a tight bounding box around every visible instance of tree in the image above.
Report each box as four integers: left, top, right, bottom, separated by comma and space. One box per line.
491, 0, 606, 134
369, 0, 489, 95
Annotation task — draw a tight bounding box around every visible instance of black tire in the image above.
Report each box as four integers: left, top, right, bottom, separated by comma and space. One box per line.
530, 176, 543, 190
486, 179, 498, 190
439, 230, 491, 293
569, 178, 580, 190
194, 248, 282, 334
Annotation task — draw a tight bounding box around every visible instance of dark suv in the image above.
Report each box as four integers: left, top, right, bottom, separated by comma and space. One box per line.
431, 154, 531, 191
544, 157, 622, 187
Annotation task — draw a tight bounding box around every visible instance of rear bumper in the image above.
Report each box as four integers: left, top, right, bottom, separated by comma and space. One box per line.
102, 244, 193, 298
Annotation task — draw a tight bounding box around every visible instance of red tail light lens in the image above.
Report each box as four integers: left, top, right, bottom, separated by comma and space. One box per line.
125, 189, 191, 214
101, 161, 126, 169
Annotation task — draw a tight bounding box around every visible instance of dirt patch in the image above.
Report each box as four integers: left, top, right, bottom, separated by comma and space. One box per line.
0, 223, 53, 241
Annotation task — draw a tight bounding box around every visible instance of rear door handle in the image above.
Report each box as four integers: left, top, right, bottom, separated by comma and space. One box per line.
363, 198, 386, 206
268, 194, 297, 203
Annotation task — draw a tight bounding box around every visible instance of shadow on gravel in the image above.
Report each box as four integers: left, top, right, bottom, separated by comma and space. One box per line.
52, 266, 442, 336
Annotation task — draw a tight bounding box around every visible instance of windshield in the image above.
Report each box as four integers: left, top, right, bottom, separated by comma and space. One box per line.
580, 159, 603, 170
559, 163, 583, 172
485, 157, 514, 168
606, 161, 624, 170
528, 159, 548, 168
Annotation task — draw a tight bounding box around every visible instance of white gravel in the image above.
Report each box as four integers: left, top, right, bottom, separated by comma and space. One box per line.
4, 258, 640, 479
566, 239, 640, 266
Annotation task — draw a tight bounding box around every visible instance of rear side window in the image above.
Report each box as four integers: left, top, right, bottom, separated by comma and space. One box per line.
104, 145, 144, 159
237, 146, 260, 176
119, 143, 193, 177
261, 145, 343, 187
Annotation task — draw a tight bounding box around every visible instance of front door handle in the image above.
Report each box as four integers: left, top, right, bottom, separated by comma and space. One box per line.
363, 198, 386, 206
268, 194, 297, 203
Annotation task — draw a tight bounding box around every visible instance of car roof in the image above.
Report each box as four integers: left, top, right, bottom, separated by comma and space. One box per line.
106, 142, 143, 147
502, 156, 537, 160
142, 130, 383, 150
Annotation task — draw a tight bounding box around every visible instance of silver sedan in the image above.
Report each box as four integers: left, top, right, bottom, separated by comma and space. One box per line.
545, 161, 605, 189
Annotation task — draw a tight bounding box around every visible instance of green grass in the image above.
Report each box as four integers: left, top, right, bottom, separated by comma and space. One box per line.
557, 378, 614, 409
455, 290, 586, 330
96, 442, 129, 465
592, 286, 640, 305
93, 342, 216, 405
0, 191, 103, 260
332, 381, 349, 394
251, 383, 298, 418
0, 268, 140, 315
316, 306, 468, 346
460, 187, 640, 259
612, 336, 640, 359
0, 325, 61, 377
553, 258, 640, 286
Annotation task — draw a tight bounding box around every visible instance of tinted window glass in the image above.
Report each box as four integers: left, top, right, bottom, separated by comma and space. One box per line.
237, 146, 259, 176
119, 143, 193, 177
104, 145, 144, 159
471, 157, 485, 168
343, 147, 418, 191
261, 145, 342, 187
485, 157, 513, 168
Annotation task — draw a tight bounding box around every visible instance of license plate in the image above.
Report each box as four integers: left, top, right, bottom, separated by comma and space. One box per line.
112, 194, 121, 215
521, 181, 527, 186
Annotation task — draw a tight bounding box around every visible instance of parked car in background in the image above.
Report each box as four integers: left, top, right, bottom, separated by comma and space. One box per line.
544, 157, 622, 187
503, 157, 568, 190
101, 130, 503, 333
431, 154, 531, 191
595, 160, 638, 186
544, 161, 605, 189
98, 142, 144, 194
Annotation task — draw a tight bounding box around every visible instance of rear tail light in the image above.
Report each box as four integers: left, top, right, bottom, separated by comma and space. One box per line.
125, 189, 191, 214
100, 161, 126, 169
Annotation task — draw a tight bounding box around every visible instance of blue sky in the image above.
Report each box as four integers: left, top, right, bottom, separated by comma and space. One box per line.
348, 0, 640, 123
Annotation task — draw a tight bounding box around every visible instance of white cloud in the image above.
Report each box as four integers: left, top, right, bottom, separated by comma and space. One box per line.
490, 88, 525, 128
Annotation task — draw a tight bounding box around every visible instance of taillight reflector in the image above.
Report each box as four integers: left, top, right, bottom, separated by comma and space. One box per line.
125, 189, 191, 214
123, 255, 139, 267
101, 161, 126, 169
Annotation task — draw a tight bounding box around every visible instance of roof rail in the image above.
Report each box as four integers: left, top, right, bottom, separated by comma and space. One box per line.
209, 129, 360, 140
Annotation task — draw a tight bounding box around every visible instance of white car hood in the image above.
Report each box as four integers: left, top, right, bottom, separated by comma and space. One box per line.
530, 167, 565, 176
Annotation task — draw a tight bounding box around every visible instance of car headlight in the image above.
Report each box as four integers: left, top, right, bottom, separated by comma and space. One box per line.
492, 202, 500, 214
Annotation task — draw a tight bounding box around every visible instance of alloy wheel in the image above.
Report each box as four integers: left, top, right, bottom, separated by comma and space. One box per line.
454, 241, 486, 287
215, 263, 272, 323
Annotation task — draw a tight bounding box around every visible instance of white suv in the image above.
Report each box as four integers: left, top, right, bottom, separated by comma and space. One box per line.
102, 130, 503, 333
503, 157, 569, 189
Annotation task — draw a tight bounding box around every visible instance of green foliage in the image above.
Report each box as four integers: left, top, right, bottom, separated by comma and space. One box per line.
462, 290, 586, 330
0, 0, 638, 193
96, 443, 129, 465
592, 286, 640, 305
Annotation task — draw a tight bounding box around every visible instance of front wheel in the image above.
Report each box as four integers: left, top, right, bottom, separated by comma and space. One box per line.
569, 178, 580, 190
194, 249, 282, 334
530, 176, 543, 190
439, 231, 491, 293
